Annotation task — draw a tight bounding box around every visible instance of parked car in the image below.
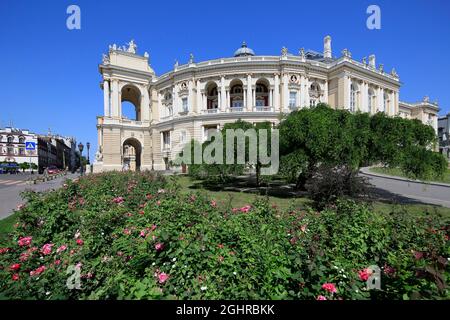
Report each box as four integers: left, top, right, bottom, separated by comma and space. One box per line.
47, 166, 60, 175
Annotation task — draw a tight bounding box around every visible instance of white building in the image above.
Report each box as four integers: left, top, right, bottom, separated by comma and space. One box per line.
0, 127, 38, 168
93, 36, 440, 172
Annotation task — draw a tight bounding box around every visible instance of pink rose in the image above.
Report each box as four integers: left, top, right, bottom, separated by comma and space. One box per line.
41, 243, 54, 255
358, 268, 372, 281
158, 272, 169, 284
10, 263, 21, 271
322, 283, 337, 293
155, 243, 165, 251
56, 245, 67, 253
18, 236, 32, 247
210, 200, 217, 207
76, 239, 84, 246
151, 224, 157, 231
113, 197, 124, 204
140, 230, 146, 238
30, 265, 46, 277
0, 248, 10, 254
12, 273, 20, 281
317, 295, 327, 300
240, 205, 251, 213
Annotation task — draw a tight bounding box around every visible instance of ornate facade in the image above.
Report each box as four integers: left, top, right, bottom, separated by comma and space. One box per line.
94, 36, 439, 172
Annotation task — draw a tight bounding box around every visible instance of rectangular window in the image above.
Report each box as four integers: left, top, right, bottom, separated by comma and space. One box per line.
289, 91, 297, 109
19, 148, 25, 155
182, 98, 188, 113
162, 131, 171, 150
256, 99, 265, 107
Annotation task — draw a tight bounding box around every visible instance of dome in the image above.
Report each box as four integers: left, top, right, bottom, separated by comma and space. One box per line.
234, 41, 255, 57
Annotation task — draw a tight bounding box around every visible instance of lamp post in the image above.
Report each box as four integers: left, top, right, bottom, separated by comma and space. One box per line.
86, 142, 90, 165
78, 142, 84, 176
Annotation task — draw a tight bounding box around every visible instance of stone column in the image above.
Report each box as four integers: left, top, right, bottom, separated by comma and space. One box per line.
323, 80, 328, 104
188, 80, 194, 114
141, 86, 150, 121
220, 77, 226, 112
344, 75, 351, 110
202, 92, 207, 112
304, 77, 310, 107
173, 86, 178, 115
103, 80, 110, 117
269, 89, 273, 108
282, 73, 288, 112
157, 92, 162, 120
196, 80, 201, 114
274, 74, 280, 111
226, 89, 230, 111
378, 87, 384, 112
111, 80, 120, 118
247, 74, 252, 111
252, 87, 256, 109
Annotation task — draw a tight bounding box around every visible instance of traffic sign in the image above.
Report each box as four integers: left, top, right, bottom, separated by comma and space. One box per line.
25, 141, 36, 150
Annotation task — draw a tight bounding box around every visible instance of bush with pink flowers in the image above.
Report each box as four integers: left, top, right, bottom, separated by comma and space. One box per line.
0, 172, 448, 300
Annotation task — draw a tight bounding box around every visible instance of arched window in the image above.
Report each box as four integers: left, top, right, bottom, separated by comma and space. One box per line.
255, 80, 269, 107
7, 136, 13, 144
309, 82, 321, 106
229, 80, 244, 110
161, 92, 173, 118
205, 83, 219, 110
19, 136, 25, 144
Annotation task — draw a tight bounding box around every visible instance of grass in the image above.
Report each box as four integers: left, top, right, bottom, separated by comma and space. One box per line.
0, 211, 19, 245
171, 175, 450, 220
370, 167, 450, 184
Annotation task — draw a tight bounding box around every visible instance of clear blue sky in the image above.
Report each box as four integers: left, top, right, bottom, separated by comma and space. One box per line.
1, 0, 450, 155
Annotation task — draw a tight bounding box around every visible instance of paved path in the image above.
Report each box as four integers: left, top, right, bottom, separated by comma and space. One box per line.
0, 173, 79, 219
360, 168, 450, 208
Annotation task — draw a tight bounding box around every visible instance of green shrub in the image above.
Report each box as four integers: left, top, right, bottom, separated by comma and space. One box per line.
0, 172, 448, 300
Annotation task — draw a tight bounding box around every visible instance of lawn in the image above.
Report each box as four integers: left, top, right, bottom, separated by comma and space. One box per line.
0, 212, 18, 245
370, 167, 450, 184
171, 175, 450, 220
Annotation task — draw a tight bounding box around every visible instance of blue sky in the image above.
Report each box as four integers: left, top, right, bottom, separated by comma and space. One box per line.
1, 0, 450, 155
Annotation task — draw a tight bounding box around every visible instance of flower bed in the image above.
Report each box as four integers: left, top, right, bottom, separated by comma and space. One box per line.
0, 172, 449, 299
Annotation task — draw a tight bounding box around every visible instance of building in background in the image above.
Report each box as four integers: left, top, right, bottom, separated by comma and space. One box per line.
0, 127, 38, 169
398, 97, 440, 133
438, 113, 450, 160
94, 37, 443, 172
37, 134, 77, 173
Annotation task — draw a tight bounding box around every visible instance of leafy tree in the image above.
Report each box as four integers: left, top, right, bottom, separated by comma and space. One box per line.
279, 103, 446, 189
180, 120, 274, 186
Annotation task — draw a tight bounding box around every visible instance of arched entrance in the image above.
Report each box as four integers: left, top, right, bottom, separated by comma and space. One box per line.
122, 138, 142, 171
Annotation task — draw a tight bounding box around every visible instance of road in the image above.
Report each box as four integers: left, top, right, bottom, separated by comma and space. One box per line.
360, 172, 450, 208
0, 173, 79, 219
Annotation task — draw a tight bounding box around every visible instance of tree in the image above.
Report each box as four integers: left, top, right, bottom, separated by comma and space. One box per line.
279, 103, 446, 189
180, 120, 274, 186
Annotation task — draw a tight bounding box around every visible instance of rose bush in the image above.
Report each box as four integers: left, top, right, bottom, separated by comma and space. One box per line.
0, 172, 448, 300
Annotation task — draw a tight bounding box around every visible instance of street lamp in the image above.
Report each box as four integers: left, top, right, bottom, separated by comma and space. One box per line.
86, 142, 90, 164
78, 142, 84, 176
